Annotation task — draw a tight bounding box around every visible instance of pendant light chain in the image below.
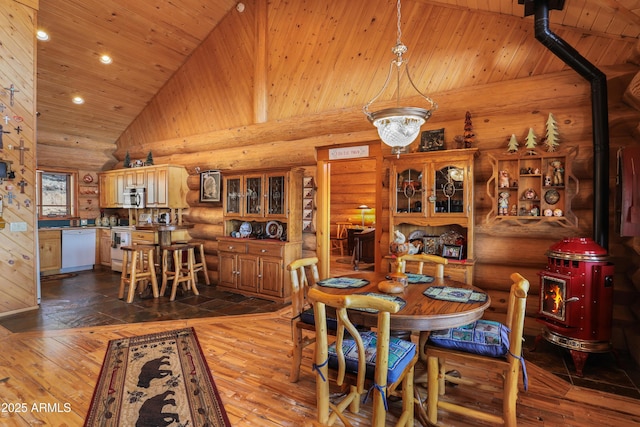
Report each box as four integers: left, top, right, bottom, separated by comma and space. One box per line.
396, 0, 402, 47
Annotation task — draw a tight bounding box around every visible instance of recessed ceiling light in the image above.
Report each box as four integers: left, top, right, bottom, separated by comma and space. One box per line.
100, 54, 113, 64
72, 96, 85, 105
36, 30, 49, 41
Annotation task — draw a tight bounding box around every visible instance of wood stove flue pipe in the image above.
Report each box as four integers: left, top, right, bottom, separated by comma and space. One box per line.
520, 0, 610, 250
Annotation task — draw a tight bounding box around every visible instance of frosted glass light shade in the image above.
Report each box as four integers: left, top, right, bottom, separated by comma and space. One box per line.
368, 107, 432, 155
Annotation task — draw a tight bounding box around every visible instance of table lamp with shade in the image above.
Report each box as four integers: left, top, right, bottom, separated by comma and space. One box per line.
358, 204, 369, 227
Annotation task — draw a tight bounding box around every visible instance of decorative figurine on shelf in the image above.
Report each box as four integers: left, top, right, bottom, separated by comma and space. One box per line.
510, 204, 518, 216
525, 128, 538, 154
544, 175, 552, 186
145, 150, 154, 166
124, 151, 131, 168
463, 111, 475, 148
389, 230, 409, 257
544, 208, 553, 216
550, 160, 564, 186
523, 188, 537, 200
553, 208, 563, 217
499, 170, 510, 188
498, 191, 510, 215
544, 113, 560, 152
507, 134, 519, 153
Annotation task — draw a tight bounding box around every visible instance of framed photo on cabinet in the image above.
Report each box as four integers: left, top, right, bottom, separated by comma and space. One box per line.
442, 244, 463, 260
200, 170, 221, 202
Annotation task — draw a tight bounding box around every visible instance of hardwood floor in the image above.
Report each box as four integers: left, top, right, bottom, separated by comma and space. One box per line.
0, 262, 638, 425
1, 307, 640, 426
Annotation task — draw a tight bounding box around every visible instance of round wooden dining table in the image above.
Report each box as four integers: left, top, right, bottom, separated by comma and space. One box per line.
311, 271, 491, 332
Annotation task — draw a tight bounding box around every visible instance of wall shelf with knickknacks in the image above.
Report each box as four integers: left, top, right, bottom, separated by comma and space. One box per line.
484, 146, 579, 229
302, 176, 315, 233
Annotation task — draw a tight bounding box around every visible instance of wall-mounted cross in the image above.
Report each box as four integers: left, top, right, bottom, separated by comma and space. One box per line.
3, 84, 19, 107
17, 178, 27, 194
3, 116, 9, 124
6, 191, 14, 204
0, 103, 5, 113
0, 125, 9, 150
14, 126, 22, 134
14, 139, 29, 165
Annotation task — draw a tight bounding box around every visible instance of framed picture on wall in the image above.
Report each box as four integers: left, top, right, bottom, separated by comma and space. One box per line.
200, 170, 221, 202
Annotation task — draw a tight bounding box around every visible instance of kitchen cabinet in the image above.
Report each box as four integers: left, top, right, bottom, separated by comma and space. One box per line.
388, 149, 477, 284
98, 164, 188, 208
39, 230, 62, 273
484, 146, 578, 228
98, 228, 112, 266
217, 238, 299, 302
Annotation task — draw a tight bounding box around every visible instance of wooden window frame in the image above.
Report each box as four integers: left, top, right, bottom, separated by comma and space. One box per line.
37, 168, 79, 220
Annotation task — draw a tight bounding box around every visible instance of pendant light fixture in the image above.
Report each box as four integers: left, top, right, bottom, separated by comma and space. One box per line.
363, 0, 437, 157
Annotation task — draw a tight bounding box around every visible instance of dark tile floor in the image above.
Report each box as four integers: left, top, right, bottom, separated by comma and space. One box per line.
1, 266, 639, 400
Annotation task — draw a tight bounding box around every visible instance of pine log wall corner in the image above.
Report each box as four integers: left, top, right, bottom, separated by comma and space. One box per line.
0, 0, 39, 316
18, 0, 640, 359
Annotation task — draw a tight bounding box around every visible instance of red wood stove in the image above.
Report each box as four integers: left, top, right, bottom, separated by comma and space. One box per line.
536, 237, 615, 376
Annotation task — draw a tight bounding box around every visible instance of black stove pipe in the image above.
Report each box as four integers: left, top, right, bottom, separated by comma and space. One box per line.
527, 0, 610, 250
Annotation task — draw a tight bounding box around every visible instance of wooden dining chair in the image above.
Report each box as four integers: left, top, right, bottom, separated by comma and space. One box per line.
330, 222, 350, 256
308, 288, 418, 427
425, 272, 530, 427
398, 253, 448, 278
398, 253, 448, 360
287, 257, 322, 383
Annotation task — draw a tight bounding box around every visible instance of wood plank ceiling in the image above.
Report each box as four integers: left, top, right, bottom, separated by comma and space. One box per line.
34, 0, 640, 170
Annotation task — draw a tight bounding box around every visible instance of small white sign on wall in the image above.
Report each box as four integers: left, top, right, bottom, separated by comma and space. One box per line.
328, 145, 370, 160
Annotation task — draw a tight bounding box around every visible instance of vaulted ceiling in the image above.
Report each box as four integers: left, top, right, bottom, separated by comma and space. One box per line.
35, 0, 640, 170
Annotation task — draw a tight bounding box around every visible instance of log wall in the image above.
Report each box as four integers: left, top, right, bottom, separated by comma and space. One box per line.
109, 0, 640, 356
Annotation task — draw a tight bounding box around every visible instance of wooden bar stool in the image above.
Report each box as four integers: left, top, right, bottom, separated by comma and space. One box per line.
189, 240, 210, 285
118, 244, 160, 303
160, 244, 200, 301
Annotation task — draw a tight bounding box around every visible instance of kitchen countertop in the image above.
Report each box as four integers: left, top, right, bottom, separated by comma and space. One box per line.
134, 224, 194, 231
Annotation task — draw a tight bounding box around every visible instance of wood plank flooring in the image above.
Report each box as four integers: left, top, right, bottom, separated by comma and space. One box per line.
1, 308, 639, 426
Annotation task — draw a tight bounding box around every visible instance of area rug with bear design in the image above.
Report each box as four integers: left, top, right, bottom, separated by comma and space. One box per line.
84, 327, 230, 427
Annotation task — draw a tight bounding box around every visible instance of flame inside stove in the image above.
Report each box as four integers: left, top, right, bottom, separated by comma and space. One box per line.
545, 284, 563, 313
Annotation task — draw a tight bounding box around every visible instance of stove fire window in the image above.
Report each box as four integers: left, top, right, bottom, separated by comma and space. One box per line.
541, 275, 566, 321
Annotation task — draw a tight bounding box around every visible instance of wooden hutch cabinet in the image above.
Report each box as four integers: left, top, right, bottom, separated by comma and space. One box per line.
218, 168, 303, 302
388, 148, 478, 284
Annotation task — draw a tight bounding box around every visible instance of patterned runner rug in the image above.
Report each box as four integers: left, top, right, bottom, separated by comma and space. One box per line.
84, 327, 231, 427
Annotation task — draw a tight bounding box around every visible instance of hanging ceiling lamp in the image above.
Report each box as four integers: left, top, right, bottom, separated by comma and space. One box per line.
363, 0, 437, 157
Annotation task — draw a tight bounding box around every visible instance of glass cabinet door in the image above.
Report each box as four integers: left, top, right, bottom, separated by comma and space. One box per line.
431, 163, 466, 215
224, 176, 242, 215
394, 166, 424, 214
244, 175, 263, 216
266, 173, 287, 217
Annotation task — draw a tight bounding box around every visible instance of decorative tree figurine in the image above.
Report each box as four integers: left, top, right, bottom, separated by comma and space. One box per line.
544, 113, 560, 152
507, 134, 519, 153
463, 111, 475, 148
525, 128, 537, 154
145, 150, 154, 166
124, 151, 131, 168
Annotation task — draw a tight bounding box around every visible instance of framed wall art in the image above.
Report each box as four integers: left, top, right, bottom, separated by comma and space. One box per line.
419, 128, 445, 151
200, 170, 221, 202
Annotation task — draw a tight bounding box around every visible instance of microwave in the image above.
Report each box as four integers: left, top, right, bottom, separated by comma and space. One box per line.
123, 187, 146, 209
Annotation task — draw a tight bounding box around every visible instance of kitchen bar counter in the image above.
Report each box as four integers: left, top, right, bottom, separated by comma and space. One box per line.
134, 223, 194, 247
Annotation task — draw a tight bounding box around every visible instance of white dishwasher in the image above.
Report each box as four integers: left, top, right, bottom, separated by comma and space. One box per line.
61, 228, 97, 273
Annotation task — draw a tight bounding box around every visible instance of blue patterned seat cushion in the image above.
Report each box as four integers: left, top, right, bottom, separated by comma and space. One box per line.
300, 308, 338, 331
328, 331, 416, 383
428, 320, 510, 358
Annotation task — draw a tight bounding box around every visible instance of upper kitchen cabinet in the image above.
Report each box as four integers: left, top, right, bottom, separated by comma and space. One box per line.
99, 165, 188, 209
